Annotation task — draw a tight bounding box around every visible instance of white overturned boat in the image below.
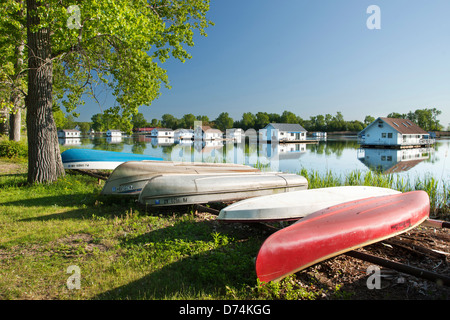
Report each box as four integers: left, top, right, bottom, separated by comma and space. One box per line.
138, 172, 308, 207
101, 160, 260, 196
61, 149, 163, 170
217, 186, 401, 222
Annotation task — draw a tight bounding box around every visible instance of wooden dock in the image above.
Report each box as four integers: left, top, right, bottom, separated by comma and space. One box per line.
279, 139, 319, 144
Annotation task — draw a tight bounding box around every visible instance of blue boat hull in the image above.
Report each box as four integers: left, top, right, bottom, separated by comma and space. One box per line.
61, 149, 163, 170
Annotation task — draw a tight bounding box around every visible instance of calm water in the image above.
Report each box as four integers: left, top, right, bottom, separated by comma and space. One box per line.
60, 135, 450, 186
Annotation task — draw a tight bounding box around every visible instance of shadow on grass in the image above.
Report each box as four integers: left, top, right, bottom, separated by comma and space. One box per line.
1, 193, 140, 222
1, 194, 95, 209
94, 219, 265, 299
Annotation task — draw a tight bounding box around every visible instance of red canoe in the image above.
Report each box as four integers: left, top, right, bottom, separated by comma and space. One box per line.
256, 191, 430, 283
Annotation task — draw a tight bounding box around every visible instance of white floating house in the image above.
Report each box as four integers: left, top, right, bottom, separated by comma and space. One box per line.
261, 123, 307, 142
58, 129, 81, 138
174, 128, 194, 140
150, 128, 174, 138
194, 125, 223, 140
106, 129, 122, 137
358, 117, 434, 148
225, 128, 245, 142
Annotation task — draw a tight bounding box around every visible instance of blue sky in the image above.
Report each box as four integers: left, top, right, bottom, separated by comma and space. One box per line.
78, 0, 450, 128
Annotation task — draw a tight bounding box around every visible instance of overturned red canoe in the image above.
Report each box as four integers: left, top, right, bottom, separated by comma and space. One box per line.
256, 191, 430, 283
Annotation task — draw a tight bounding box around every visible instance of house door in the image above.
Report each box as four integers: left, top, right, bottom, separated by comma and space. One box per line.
295, 133, 300, 140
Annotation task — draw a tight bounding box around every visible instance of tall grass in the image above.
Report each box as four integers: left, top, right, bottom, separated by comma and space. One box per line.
299, 168, 449, 219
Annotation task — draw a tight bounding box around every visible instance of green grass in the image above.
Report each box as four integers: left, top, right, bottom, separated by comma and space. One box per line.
0, 162, 267, 299
299, 168, 450, 218
0, 160, 448, 300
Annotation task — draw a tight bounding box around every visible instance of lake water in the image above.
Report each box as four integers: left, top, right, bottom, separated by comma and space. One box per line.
60, 135, 450, 187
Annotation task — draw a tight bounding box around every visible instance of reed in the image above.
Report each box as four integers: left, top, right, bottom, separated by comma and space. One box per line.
299, 168, 449, 219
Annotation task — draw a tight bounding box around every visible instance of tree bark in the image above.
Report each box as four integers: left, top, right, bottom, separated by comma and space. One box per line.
9, 82, 23, 142
26, 0, 64, 183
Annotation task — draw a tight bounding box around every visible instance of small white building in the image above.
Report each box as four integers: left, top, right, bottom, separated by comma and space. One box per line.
106, 129, 122, 137
58, 129, 81, 138
150, 128, 174, 138
261, 123, 307, 142
225, 128, 245, 142
174, 128, 194, 140
312, 132, 327, 138
194, 125, 223, 140
358, 117, 434, 147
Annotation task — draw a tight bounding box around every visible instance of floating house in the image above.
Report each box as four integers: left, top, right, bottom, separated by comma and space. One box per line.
225, 128, 245, 142
261, 123, 307, 142
312, 132, 327, 138
358, 117, 435, 148
135, 127, 155, 134
58, 129, 81, 138
174, 128, 194, 141
194, 125, 223, 140
106, 129, 122, 137
150, 128, 174, 138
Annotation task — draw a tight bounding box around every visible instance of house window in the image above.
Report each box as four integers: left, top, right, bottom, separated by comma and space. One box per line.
388, 133, 393, 138
382, 133, 386, 138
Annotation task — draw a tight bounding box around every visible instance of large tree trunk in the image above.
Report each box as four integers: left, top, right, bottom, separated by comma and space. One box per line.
26, 0, 64, 183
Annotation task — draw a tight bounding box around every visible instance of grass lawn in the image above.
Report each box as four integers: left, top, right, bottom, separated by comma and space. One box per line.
0, 159, 275, 300
1, 158, 448, 300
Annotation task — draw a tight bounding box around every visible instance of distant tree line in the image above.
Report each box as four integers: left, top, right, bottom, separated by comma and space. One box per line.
387, 108, 443, 131
58, 107, 444, 134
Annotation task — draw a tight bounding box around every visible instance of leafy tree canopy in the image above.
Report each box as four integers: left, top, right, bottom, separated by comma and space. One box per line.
1, 0, 213, 132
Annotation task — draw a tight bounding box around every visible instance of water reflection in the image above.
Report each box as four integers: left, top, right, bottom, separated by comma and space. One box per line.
357, 147, 433, 174
58, 138, 81, 146
60, 135, 448, 183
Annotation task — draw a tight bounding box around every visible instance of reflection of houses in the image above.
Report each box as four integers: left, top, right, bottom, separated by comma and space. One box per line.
58, 129, 81, 138
194, 140, 224, 151
193, 140, 224, 163
260, 123, 307, 142
107, 136, 122, 144
312, 132, 327, 139
106, 129, 122, 137
58, 138, 81, 145
194, 125, 223, 140
358, 117, 434, 148
357, 147, 433, 173
174, 129, 194, 141
151, 137, 174, 146
150, 128, 174, 138
260, 142, 307, 159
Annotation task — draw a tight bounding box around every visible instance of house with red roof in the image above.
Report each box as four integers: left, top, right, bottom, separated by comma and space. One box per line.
358, 117, 435, 148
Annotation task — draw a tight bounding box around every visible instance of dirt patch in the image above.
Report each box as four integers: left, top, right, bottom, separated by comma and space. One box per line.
0, 233, 109, 261
0, 160, 27, 175
279, 226, 450, 299
200, 206, 450, 300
